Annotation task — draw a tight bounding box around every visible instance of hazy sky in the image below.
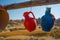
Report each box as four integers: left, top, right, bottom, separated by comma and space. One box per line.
0, 0, 60, 20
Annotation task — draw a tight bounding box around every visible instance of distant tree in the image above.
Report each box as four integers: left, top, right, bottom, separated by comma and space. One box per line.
9, 20, 14, 26
55, 18, 60, 26
21, 19, 24, 22
36, 18, 41, 25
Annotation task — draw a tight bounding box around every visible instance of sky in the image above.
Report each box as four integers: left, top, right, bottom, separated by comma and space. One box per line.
0, 0, 60, 20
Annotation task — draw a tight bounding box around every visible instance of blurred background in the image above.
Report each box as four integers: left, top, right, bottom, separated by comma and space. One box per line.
0, 0, 60, 40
